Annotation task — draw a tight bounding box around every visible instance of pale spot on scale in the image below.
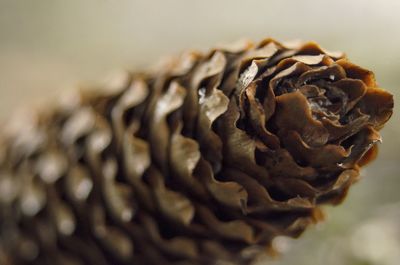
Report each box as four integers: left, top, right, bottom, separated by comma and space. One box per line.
198, 87, 206, 104
59, 218, 75, 236
121, 209, 134, 222
75, 178, 93, 201
20, 193, 43, 217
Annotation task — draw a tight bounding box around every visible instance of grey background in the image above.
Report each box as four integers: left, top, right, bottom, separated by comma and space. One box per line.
0, 1, 399, 264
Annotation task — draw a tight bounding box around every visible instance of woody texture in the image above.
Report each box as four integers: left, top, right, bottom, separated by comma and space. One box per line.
0, 38, 394, 265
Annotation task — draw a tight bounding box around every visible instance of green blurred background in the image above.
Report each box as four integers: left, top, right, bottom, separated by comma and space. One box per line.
0, 1, 399, 264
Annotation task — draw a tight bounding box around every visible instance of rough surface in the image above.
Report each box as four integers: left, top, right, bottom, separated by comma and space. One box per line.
0, 38, 394, 265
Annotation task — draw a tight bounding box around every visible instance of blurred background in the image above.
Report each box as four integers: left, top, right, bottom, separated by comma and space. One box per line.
0, 0, 399, 264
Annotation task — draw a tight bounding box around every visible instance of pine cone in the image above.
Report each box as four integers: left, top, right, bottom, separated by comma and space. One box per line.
0, 38, 394, 265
